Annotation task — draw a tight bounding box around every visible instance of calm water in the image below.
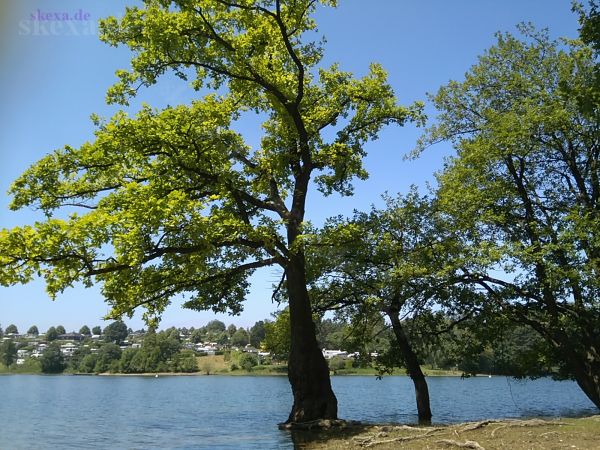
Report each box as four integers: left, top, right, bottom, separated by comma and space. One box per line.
0, 375, 596, 449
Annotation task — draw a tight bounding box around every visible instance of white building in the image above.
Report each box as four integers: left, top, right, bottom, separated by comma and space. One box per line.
322, 349, 348, 359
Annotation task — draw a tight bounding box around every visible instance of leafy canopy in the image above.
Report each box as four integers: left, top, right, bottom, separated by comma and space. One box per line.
0, 0, 423, 324
418, 26, 600, 391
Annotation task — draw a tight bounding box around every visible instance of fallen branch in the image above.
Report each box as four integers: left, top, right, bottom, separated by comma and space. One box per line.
489, 418, 563, 437
436, 439, 486, 449
456, 420, 497, 432
354, 426, 445, 447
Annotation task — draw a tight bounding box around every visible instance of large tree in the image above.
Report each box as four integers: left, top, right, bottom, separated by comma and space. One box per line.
306, 191, 481, 422
103, 320, 129, 345
0, 340, 17, 367
419, 27, 600, 408
0, 0, 421, 423
40, 343, 66, 373
249, 320, 267, 348
46, 326, 58, 342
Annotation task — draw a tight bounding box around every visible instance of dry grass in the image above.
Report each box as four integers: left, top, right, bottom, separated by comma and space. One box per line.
293, 415, 600, 450
196, 354, 229, 374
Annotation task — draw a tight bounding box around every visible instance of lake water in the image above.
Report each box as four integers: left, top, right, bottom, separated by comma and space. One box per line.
0, 375, 596, 449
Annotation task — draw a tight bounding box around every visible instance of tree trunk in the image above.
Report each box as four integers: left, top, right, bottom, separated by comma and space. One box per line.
555, 332, 600, 410
285, 255, 338, 424
387, 311, 433, 423
573, 364, 600, 409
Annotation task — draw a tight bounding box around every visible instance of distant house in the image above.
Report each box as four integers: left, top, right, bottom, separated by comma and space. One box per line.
322, 349, 348, 360
60, 343, 78, 357
57, 333, 85, 342
17, 349, 30, 358
16, 358, 26, 365
244, 345, 258, 353
31, 343, 47, 358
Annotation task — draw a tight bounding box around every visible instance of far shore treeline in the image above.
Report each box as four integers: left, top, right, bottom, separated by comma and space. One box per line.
0, 316, 558, 378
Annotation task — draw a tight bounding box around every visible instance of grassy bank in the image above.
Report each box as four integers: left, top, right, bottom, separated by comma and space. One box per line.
295, 416, 600, 449
195, 355, 464, 377
1, 355, 464, 377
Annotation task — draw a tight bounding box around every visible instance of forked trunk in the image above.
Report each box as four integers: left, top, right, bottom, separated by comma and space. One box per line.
388, 311, 432, 423
285, 257, 338, 424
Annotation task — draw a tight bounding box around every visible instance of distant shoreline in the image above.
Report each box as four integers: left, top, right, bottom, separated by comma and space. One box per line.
2, 370, 481, 378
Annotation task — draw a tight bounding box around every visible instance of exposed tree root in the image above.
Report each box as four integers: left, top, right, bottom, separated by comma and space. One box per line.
353, 426, 445, 447
456, 420, 498, 432
350, 417, 567, 448
488, 418, 563, 437
436, 439, 486, 449
279, 419, 361, 430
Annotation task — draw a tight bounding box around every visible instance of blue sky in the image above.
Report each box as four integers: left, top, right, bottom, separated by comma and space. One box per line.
0, 0, 579, 333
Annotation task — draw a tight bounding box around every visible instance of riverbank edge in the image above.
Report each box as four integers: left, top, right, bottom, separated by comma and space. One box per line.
0, 370, 474, 378
294, 415, 600, 449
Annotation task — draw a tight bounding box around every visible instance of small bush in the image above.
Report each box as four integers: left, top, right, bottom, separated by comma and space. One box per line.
328, 356, 346, 372
239, 353, 258, 371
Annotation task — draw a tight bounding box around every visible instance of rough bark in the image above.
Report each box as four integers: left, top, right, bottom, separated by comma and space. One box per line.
285, 255, 338, 424
573, 364, 600, 410
387, 310, 433, 423
555, 331, 600, 409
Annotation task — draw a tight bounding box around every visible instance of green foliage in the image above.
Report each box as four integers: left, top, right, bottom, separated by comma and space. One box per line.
40, 343, 65, 373
67, 345, 91, 372
5, 324, 18, 335
316, 319, 349, 350
231, 328, 249, 347
263, 310, 290, 360
227, 324, 237, 337
0, 0, 421, 329
56, 325, 66, 335
249, 321, 266, 348
0, 340, 17, 367
239, 353, 258, 371
117, 330, 181, 373
79, 354, 98, 373
574, 1, 600, 54
190, 328, 204, 344
46, 326, 58, 341
420, 26, 600, 404
92, 326, 102, 336
327, 356, 346, 372
205, 320, 226, 335
103, 320, 128, 344
171, 350, 198, 373
94, 343, 122, 373
79, 325, 91, 336
27, 325, 39, 336
305, 191, 479, 376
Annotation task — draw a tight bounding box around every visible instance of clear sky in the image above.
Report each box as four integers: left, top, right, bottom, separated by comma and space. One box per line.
0, 0, 579, 333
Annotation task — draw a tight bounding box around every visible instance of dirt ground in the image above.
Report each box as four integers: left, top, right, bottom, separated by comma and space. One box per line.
292, 415, 600, 449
